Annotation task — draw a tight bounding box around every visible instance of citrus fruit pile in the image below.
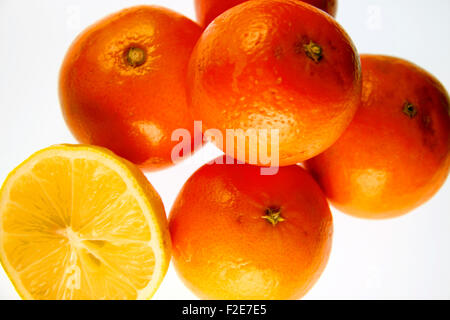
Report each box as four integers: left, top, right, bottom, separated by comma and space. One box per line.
0, 0, 449, 300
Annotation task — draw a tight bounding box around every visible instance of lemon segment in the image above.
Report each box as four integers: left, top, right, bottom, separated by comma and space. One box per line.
0, 145, 171, 300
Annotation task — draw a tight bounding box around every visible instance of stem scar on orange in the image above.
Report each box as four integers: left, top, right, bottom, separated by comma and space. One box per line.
59, 6, 203, 171
305, 55, 450, 219
188, 0, 361, 166
195, 0, 338, 28
169, 156, 333, 300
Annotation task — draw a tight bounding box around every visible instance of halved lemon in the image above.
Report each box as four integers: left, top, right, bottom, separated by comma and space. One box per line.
0, 144, 171, 300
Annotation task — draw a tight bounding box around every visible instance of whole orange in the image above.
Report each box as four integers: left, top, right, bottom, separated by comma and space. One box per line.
169, 157, 333, 300
188, 0, 361, 166
59, 6, 202, 171
195, 0, 338, 28
305, 55, 450, 219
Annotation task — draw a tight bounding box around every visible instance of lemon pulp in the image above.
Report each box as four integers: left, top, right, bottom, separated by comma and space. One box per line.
0, 145, 170, 300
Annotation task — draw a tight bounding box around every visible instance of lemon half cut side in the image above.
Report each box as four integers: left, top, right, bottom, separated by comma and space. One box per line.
0, 144, 171, 300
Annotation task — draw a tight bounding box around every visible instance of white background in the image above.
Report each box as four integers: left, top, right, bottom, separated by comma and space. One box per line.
0, 0, 449, 300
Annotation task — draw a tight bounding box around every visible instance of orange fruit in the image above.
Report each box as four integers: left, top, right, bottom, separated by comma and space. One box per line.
188, 0, 361, 166
0, 145, 171, 299
169, 157, 333, 299
59, 6, 203, 171
305, 55, 450, 219
195, 0, 338, 28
